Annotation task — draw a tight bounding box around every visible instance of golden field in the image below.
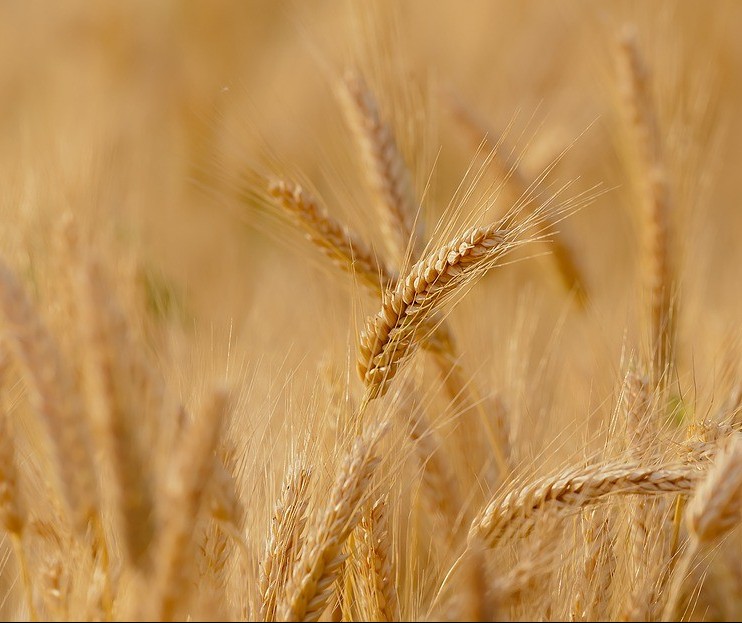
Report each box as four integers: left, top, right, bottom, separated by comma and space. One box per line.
1, 1, 741, 621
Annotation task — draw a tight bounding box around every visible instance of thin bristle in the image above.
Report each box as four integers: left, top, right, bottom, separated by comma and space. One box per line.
447, 94, 589, 304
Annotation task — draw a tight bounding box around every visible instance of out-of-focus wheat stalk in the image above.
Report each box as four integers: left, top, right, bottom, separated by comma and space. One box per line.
617, 27, 676, 386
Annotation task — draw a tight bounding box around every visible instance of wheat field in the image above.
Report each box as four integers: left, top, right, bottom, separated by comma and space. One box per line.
1, 1, 741, 621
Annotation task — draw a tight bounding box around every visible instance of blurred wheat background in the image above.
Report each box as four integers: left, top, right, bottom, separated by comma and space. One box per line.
1, 1, 742, 621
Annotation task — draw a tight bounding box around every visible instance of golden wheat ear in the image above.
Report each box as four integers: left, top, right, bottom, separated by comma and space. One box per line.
470, 461, 705, 549
358, 217, 534, 401
149, 387, 231, 622
267, 178, 395, 294
278, 424, 386, 623
338, 69, 422, 267
616, 27, 676, 387
0, 260, 99, 534
260, 463, 312, 622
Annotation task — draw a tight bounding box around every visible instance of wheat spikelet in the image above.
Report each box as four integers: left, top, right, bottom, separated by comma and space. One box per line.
624, 370, 654, 460
260, 463, 312, 622
470, 462, 703, 548
357, 497, 399, 622
0, 260, 98, 533
339, 70, 420, 266
617, 27, 676, 385
268, 179, 394, 294
73, 256, 156, 569
358, 219, 529, 400
278, 426, 385, 622
149, 387, 230, 622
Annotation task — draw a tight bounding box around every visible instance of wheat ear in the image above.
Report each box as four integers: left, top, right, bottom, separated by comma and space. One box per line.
339, 70, 420, 266
617, 27, 675, 385
357, 497, 399, 622
661, 435, 742, 621
73, 256, 156, 569
0, 260, 98, 532
470, 461, 703, 548
260, 463, 312, 622
150, 388, 230, 622
278, 426, 384, 622
268, 179, 394, 294
358, 218, 530, 401
0, 350, 36, 620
